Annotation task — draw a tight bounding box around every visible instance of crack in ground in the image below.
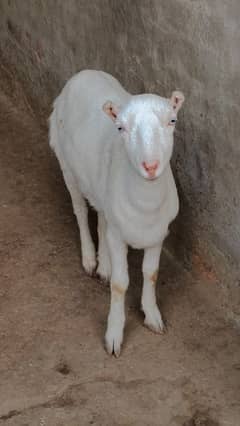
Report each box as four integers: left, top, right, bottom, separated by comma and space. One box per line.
0, 392, 76, 421
0, 374, 183, 421
0, 393, 75, 421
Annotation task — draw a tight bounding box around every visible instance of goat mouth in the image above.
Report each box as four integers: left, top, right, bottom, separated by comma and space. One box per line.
142, 173, 159, 181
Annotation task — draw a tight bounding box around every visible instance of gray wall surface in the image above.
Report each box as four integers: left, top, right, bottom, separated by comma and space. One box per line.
0, 0, 239, 280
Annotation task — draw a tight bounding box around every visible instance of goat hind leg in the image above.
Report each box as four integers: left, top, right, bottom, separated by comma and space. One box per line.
96, 212, 111, 281
62, 169, 96, 275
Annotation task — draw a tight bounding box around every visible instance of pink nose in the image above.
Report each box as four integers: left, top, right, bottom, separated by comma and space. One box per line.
142, 160, 159, 177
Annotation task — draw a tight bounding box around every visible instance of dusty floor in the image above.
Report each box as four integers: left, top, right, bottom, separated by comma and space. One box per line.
0, 80, 239, 426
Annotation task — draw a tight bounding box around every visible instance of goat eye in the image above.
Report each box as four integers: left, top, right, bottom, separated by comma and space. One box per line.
118, 126, 124, 132
170, 119, 177, 125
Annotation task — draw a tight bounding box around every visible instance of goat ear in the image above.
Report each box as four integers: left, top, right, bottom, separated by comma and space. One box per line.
170, 91, 185, 112
102, 101, 120, 122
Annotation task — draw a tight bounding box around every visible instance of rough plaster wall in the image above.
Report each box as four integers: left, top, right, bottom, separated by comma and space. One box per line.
0, 0, 239, 277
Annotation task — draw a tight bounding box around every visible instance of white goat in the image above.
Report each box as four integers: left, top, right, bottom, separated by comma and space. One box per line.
49, 70, 184, 356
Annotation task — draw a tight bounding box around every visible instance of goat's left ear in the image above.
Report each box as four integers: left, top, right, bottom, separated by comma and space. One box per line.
102, 101, 120, 122
170, 91, 185, 112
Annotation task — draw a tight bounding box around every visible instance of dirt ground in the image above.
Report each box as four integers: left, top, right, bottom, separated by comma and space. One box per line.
0, 78, 239, 426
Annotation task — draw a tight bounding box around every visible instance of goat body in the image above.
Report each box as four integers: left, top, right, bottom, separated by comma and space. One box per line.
49, 70, 184, 356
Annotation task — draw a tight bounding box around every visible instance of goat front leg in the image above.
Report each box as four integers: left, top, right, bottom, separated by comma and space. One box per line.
142, 245, 165, 333
105, 226, 129, 357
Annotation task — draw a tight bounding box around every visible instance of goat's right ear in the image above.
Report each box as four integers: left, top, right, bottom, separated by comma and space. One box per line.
102, 101, 120, 122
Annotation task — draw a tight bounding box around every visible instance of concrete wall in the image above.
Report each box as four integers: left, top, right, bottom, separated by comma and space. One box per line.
0, 0, 239, 280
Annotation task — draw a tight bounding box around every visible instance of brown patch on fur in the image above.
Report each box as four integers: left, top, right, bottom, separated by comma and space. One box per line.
150, 270, 158, 285
111, 283, 125, 299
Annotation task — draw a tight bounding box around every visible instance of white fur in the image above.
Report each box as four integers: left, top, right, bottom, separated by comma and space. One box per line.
49, 70, 184, 356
